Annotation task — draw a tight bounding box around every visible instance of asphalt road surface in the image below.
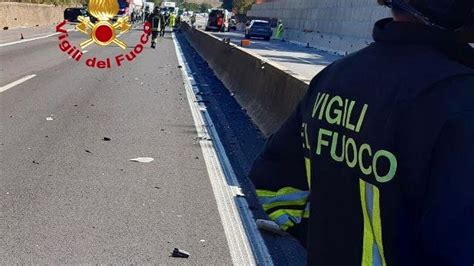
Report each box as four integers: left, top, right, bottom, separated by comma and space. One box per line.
0, 27, 232, 263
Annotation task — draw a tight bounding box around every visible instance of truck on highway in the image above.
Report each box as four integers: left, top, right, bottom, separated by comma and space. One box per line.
144, 2, 154, 18
160, 1, 177, 15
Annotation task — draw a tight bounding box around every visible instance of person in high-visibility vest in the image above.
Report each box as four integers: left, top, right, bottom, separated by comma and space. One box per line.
169, 13, 176, 31
274, 20, 284, 40
250, 0, 474, 264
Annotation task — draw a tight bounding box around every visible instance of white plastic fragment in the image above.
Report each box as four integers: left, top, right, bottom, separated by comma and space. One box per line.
129, 157, 154, 163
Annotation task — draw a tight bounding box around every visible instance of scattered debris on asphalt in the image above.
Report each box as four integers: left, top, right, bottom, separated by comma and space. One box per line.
103, 137, 111, 141
129, 157, 154, 163
171, 248, 190, 258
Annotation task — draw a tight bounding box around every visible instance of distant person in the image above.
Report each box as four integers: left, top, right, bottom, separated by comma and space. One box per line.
169, 12, 176, 31
217, 15, 224, 32
144, 7, 150, 23
146, 7, 161, 48
160, 11, 169, 37
249, 0, 473, 265
191, 13, 197, 28
273, 20, 284, 40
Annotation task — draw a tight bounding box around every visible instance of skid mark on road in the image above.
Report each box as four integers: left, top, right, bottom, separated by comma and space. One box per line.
0, 74, 36, 93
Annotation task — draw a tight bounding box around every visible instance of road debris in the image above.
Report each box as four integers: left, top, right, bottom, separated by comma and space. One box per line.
129, 157, 154, 163
171, 248, 190, 258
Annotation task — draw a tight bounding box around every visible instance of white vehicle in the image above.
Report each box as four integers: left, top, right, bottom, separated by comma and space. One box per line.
145, 2, 154, 13
161, 1, 176, 8
205, 8, 230, 32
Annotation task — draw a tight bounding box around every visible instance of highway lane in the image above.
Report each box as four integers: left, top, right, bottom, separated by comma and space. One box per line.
0, 27, 232, 263
210, 30, 341, 82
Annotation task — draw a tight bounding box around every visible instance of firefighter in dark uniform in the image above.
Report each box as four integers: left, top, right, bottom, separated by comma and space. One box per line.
160, 10, 170, 37
146, 7, 161, 49
249, 0, 474, 265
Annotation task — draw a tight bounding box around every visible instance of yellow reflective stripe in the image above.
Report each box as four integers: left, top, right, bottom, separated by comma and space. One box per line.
268, 209, 309, 221
360, 179, 374, 266
305, 157, 311, 190
256, 187, 304, 198
256, 189, 277, 197
279, 220, 295, 231
372, 185, 387, 266
262, 199, 307, 212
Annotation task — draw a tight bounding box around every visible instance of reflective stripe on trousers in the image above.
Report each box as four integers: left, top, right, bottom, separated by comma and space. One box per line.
359, 179, 386, 266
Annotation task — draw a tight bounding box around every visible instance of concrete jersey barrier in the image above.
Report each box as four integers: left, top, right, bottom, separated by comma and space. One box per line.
0, 2, 72, 29
181, 23, 309, 136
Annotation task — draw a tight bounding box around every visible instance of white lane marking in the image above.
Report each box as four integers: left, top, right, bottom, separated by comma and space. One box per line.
172, 32, 273, 265
0, 28, 75, 48
0, 74, 36, 93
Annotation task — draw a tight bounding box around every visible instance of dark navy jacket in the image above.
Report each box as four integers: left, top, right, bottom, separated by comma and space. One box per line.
250, 18, 474, 266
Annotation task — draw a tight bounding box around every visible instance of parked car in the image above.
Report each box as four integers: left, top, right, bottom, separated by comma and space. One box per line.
64, 8, 87, 23
64, 7, 96, 23
245, 20, 272, 41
